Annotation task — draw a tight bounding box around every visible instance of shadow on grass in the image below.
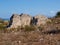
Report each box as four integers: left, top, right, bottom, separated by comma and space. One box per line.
43, 29, 60, 34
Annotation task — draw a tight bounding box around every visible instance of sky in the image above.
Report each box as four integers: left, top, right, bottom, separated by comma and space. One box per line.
0, 0, 60, 18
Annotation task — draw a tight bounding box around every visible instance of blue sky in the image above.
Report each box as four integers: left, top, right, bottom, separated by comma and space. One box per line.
0, 0, 60, 18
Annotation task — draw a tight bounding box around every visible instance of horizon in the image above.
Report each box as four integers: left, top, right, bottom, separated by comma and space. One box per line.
0, 0, 60, 18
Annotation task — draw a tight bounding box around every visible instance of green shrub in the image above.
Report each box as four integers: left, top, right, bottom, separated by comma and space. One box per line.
0, 24, 5, 30
55, 11, 60, 18
24, 25, 36, 31
0, 20, 8, 30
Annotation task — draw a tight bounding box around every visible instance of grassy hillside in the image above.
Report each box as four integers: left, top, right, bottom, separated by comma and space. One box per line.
0, 17, 60, 45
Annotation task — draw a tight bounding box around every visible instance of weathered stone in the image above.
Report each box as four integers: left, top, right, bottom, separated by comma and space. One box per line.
7, 14, 49, 28
8, 14, 21, 28
8, 14, 32, 28
34, 15, 48, 26
20, 14, 32, 27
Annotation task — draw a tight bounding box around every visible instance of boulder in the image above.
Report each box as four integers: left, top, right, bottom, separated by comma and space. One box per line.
7, 14, 32, 28
20, 14, 32, 27
7, 14, 21, 28
34, 15, 48, 26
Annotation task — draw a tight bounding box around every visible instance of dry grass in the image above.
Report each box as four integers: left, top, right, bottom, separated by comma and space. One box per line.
0, 17, 60, 45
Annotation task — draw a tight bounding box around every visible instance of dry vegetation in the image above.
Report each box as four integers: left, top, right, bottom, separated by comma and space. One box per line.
0, 16, 60, 45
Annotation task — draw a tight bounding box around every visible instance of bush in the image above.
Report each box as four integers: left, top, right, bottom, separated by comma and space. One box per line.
0, 23, 7, 33
0, 24, 6, 30
24, 25, 36, 31
55, 11, 60, 17
38, 26, 43, 31
46, 21, 52, 24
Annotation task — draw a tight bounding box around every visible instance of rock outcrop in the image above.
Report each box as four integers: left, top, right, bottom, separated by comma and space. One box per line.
8, 14, 22, 28
20, 14, 32, 27
8, 14, 32, 28
34, 15, 49, 26
8, 14, 49, 28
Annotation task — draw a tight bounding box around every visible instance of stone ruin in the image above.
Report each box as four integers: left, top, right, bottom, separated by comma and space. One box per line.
7, 13, 49, 28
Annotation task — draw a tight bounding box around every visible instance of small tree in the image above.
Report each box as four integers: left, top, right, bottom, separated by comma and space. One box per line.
55, 11, 60, 17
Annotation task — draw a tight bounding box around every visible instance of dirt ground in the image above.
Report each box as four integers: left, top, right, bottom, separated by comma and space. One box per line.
0, 29, 60, 45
